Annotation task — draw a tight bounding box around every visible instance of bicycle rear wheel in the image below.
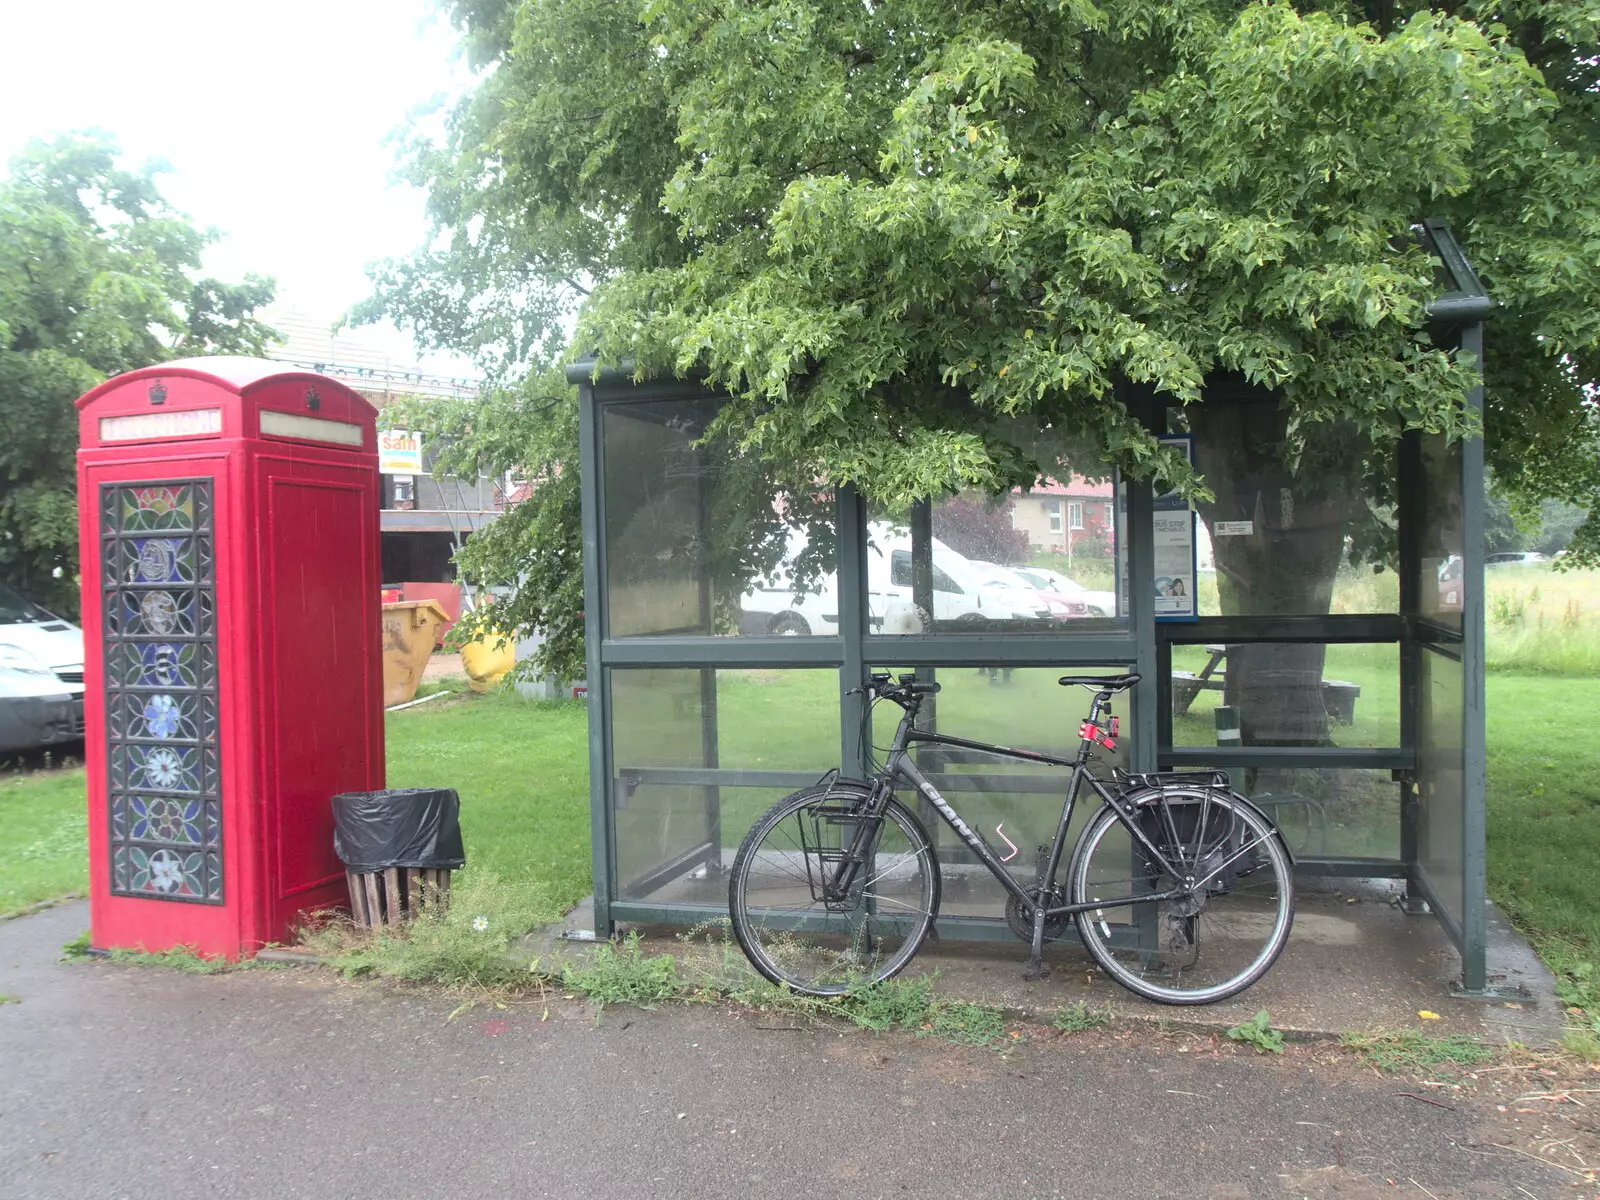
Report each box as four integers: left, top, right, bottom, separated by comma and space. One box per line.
1069, 789, 1294, 1005
729, 787, 939, 996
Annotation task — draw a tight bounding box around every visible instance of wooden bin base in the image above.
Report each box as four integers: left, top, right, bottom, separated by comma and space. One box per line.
345, 867, 452, 928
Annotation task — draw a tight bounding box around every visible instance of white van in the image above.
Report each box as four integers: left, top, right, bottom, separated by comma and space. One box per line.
0, 583, 85, 753
739, 524, 1048, 634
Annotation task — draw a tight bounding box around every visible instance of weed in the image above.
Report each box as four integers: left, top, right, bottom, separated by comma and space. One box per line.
823, 978, 1014, 1048
562, 933, 683, 1010
1551, 955, 1599, 1017
1339, 1029, 1493, 1072
302, 870, 561, 992
1226, 1009, 1285, 1054
924, 999, 1010, 1047
59, 929, 92, 960
0, 993, 18, 1005
1490, 592, 1528, 629
108, 945, 231, 974
1561, 1021, 1600, 1063
1053, 1000, 1113, 1034
840, 976, 936, 1031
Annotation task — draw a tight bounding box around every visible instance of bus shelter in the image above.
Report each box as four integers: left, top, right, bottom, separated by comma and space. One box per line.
570, 220, 1495, 992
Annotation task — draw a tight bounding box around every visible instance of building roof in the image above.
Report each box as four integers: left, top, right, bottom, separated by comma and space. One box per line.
260, 303, 481, 401
1019, 474, 1115, 499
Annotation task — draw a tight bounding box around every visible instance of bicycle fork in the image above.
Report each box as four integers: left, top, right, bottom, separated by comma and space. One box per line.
821, 779, 896, 906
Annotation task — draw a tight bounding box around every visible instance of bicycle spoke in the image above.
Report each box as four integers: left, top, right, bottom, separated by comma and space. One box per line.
731, 791, 937, 996
1072, 792, 1293, 1004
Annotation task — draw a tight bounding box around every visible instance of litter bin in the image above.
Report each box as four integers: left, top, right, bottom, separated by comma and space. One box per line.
332, 787, 466, 926
381, 600, 450, 708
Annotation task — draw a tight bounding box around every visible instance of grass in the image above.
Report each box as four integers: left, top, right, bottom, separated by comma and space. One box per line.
386, 692, 591, 908
60, 929, 91, 959
1482, 566, 1600, 675
1484, 673, 1600, 1021
0, 758, 88, 917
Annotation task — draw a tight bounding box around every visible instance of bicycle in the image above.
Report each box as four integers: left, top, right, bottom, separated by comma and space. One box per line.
728, 672, 1296, 1005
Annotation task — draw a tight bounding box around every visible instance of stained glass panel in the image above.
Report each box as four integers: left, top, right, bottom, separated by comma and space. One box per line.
101, 478, 223, 904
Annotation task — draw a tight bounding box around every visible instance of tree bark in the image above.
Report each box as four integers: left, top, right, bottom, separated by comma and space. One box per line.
1186, 381, 1351, 747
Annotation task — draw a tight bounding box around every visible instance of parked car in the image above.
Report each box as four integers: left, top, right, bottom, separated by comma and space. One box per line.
1485, 551, 1548, 568
967, 561, 1087, 619
1437, 554, 1463, 612
1009, 565, 1118, 618
0, 583, 85, 753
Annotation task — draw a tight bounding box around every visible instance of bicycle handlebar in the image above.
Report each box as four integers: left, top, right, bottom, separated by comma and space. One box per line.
862, 673, 942, 701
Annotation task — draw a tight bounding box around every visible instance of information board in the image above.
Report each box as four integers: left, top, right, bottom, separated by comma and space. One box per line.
1153, 434, 1197, 622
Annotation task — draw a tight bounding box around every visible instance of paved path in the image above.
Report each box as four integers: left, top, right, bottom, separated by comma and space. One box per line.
2, 903, 1589, 1199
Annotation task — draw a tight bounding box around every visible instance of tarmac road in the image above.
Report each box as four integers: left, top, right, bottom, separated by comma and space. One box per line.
1, 902, 1587, 1200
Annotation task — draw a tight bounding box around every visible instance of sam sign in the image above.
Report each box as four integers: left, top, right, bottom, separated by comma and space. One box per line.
378, 429, 423, 474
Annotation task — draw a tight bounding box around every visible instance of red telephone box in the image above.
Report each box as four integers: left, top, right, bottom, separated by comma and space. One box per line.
76, 357, 384, 958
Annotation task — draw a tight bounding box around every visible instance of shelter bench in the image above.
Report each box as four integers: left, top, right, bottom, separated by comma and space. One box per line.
1171, 645, 1362, 725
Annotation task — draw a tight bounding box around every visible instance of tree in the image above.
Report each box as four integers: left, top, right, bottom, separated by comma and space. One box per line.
369, 0, 1600, 704
933, 495, 1030, 566
0, 134, 277, 614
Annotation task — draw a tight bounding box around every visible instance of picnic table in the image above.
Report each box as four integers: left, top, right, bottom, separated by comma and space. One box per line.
1171, 645, 1361, 725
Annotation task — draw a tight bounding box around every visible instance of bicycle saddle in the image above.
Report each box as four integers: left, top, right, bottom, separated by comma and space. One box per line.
1058, 672, 1141, 691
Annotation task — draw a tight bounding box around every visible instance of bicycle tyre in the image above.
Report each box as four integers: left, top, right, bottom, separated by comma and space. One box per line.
1069, 788, 1294, 1005
729, 786, 940, 996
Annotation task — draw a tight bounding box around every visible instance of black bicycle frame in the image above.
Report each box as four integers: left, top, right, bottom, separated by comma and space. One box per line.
841, 693, 1195, 923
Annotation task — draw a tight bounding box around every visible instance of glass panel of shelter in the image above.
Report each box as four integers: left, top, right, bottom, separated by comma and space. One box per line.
608, 668, 841, 907
1169, 400, 1400, 617
1156, 391, 1414, 877
868, 666, 1132, 921
1415, 643, 1467, 930
1166, 642, 1400, 750
865, 476, 1125, 637
1416, 432, 1466, 632
601, 396, 838, 639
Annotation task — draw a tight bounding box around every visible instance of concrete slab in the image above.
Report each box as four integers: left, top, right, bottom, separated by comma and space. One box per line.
525, 877, 1566, 1045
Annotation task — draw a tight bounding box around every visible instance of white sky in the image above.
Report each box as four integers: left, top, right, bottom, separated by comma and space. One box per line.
0, 0, 476, 372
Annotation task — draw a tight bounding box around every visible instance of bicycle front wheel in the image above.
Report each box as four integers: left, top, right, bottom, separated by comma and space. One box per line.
1070, 789, 1294, 1005
729, 788, 939, 996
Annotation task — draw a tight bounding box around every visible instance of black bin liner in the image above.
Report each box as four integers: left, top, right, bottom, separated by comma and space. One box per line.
332, 788, 466, 873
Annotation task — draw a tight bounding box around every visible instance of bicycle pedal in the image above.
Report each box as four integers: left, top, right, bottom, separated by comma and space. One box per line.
1023, 959, 1050, 983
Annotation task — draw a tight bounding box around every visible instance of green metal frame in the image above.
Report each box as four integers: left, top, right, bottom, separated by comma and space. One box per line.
566, 221, 1490, 987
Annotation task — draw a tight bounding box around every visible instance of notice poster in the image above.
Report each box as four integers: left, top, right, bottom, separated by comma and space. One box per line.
378, 429, 424, 474
1153, 434, 1197, 622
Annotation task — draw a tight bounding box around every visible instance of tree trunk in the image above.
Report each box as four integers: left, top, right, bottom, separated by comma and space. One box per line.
1186, 383, 1350, 748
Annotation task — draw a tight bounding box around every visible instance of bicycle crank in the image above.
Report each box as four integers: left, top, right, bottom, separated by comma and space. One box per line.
1006, 885, 1071, 944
